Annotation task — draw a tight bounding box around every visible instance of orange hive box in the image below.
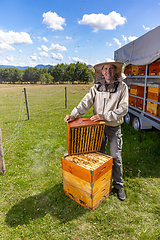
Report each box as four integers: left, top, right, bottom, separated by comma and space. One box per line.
138, 65, 146, 76
129, 96, 137, 107
130, 83, 138, 96
136, 83, 147, 110
62, 117, 113, 210
149, 60, 160, 76
146, 101, 159, 117
131, 65, 139, 76
137, 83, 147, 98
137, 98, 144, 110
124, 66, 131, 76
147, 84, 160, 102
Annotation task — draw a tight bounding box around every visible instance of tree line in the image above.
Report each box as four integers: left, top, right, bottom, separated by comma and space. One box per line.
0, 62, 94, 84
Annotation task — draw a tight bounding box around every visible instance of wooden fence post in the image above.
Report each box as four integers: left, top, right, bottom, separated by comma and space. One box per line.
0, 128, 5, 175
65, 87, 67, 109
24, 88, 30, 120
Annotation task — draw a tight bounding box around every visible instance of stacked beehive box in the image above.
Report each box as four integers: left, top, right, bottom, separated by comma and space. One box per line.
138, 65, 146, 76
124, 65, 131, 76
124, 65, 146, 76
129, 83, 137, 107
146, 84, 160, 118
149, 60, 160, 76
131, 65, 139, 76
137, 83, 148, 110
62, 117, 113, 210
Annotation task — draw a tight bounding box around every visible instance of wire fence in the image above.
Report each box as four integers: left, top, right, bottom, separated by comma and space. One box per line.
0, 85, 91, 158
3, 93, 26, 156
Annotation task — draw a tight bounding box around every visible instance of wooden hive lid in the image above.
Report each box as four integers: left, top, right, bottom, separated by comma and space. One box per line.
147, 83, 160, 88
67, 117, 105, 155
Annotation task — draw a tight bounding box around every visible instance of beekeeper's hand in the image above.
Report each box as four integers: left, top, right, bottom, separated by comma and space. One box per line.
64, 115, 75, 123
90, 114, 105, 122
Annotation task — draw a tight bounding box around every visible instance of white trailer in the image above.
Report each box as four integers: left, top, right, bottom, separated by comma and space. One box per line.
114, 26, 160, 130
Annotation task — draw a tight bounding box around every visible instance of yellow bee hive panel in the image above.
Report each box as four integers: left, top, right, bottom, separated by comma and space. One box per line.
63, 178, 112, 210
148, 84, 160, 94
131, 65, 139, 76
130, 83, 138, 96
146, 101, 159, 117
62, 152, 113, 183
62, 168, 112, 195
63, 168, 112, 210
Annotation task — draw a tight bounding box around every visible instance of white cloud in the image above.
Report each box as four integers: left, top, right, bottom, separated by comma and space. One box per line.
122, 34, 127, 44
94, 59, 114, 66
105, 58, 115, 62
106, 42, 112, 46
37, 36, 41, 40
65, 36, 72, 40
0, 59, 10, 65
128, 36, 138, 42
92, 29, 99, 33
37, 43, 67, 53
19, 50, 23, 53
69, 56, 85, 63
39, 51, 50, 57
51, 52, 63, 61
0, 30, 33, 45
6, 55, 14, 62
31, 56, 37, 61
0, 41, 15, 51
143, 25, 150, 31
42, 11, 66, 31
49, 43, 67, 52
43, 37, 48, 42
78, 11, 126, 31
74, 50, 78, 53
41, 45, 49, 52
26, 58, 38, 67
113, 38, 121, 48
31, 53, 37, 61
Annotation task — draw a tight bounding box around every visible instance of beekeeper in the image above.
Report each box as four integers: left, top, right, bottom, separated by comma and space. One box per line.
64, 61, 128, 201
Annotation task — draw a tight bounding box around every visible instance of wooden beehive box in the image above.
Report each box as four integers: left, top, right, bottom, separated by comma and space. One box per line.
149, 60, 160, 76
146, 101, 159, 117
147, 84, 160, 102
130, 83, 138, 96
137, 83, 147, 98
138, 65, 146, 76
62, 117, 113, 210
124, 65, 131, 76
131, 65, 139, 76
129, 96, 137, 107
137, 83, 147, 110
137, 98, 143, 110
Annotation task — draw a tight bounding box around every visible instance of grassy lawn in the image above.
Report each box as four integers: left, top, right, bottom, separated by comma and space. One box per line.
0, 84, 160, 240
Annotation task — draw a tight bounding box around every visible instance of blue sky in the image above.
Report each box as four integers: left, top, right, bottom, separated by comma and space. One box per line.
0, 0, 160, 67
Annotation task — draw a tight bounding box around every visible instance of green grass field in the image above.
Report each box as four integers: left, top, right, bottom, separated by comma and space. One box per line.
0, 84, 160, 240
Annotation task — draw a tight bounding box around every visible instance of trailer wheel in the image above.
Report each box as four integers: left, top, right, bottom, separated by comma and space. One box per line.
132, 117, 140, 130
125, 112, 132, 124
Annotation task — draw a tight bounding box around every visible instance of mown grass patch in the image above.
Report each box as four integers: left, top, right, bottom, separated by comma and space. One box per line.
0, 84, 160, 240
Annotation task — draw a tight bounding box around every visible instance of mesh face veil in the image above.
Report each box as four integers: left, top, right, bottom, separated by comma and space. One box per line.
93, 62, 126, 84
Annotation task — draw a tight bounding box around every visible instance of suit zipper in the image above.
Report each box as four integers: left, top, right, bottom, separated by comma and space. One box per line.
102, 98, 106, 114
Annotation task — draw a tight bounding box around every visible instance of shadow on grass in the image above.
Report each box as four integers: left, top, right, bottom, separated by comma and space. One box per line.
5, 182, 88, 227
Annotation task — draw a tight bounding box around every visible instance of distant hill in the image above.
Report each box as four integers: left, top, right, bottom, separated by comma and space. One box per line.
0, 64, 92, 70
35, 64, 52, 69
0, 64, 53, 70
